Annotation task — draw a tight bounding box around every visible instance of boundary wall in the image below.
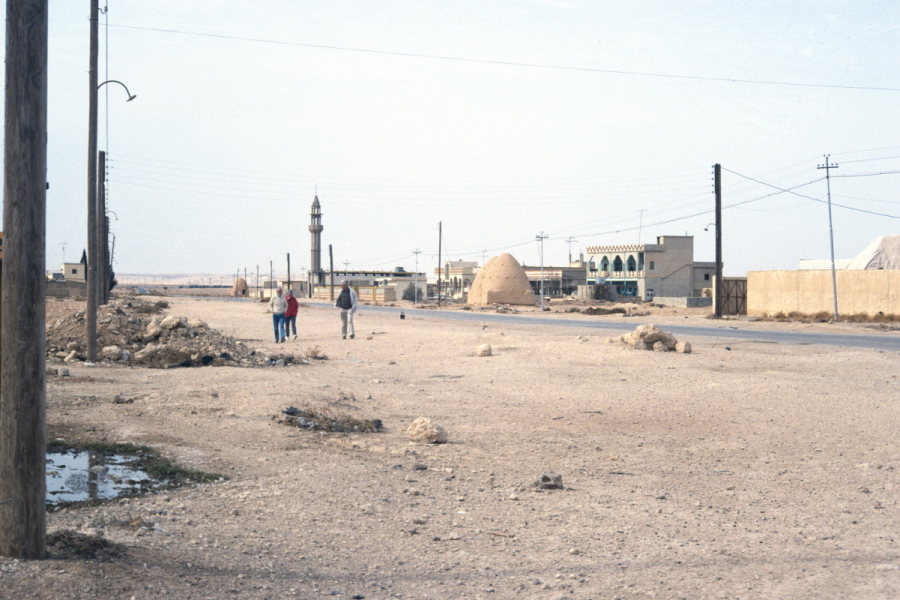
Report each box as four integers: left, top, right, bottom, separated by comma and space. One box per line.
747, 270, 900, 316
311, 286, 396, 303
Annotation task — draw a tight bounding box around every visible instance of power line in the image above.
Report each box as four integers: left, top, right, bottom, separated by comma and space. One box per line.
722, 167, 900, 219
109, 23, 900, 92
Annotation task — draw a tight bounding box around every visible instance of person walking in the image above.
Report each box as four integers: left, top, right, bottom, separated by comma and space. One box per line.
284, 289, 299, 340
334, 279, 358, 339
269, 286, 288, 343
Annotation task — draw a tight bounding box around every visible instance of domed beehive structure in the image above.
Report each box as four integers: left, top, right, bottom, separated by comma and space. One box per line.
231, 277, 249, 297
467, 253, 536, 306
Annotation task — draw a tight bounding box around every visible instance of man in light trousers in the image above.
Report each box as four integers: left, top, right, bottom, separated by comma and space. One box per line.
334, 279, 358, 339
268, 286, 287, 343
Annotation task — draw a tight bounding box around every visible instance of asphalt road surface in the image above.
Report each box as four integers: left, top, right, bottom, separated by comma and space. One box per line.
311, 303, 900, 352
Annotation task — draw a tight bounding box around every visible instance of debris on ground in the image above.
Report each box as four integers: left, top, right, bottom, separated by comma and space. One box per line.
274, 406, 383, 432
533, 472, 564, 490
46, 296, 296, 368
46, 529, 121, 560
605, 324, 691, 353
300, 345, 328, 360
475, 344, 492, 357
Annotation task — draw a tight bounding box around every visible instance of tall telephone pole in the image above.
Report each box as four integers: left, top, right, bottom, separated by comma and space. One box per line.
412, 249, 421, 305
714, 164, 723, 318
818, 155, 839, 322
85, 0, 100, 361
1, 0, 49, 559
536, 232, 548, 311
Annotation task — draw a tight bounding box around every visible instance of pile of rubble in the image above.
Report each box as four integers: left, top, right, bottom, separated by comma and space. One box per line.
605, 324, 692, 353
46, 297, 293, 368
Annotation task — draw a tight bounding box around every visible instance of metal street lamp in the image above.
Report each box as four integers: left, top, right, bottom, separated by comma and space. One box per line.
98, 79, 136, 101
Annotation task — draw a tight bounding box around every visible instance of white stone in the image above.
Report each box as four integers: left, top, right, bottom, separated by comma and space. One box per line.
476, 344, 492, 357
406, 417, 448, 444
101, 345, 123, 360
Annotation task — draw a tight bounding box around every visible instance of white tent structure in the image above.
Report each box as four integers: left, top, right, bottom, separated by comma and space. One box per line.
845, 235, 900, 270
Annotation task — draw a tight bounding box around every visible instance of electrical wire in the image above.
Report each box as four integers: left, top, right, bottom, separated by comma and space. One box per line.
109, 23, 900, 92
722, 167, 900, 219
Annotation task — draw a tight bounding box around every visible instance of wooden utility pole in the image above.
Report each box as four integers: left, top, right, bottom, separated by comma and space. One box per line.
0, 0, 49, 559
286, 253, 291, 292
85, 0, 99, 360
437, 222, 442, 308
98, 150, 107, 304
714, 164, 723, 318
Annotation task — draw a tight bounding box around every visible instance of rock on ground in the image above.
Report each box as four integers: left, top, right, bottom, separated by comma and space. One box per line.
406, 417, 448, 444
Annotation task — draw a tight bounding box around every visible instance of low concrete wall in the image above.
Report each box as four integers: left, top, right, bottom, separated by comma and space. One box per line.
311, 286, 396, 303
748, 270, 900, 316
46, 280, 86, 298
653, 296, 712, 308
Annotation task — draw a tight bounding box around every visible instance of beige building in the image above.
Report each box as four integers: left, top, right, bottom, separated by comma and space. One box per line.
62, 262, 86, 282
585, 235, 715, 300
433, 260, 479, 299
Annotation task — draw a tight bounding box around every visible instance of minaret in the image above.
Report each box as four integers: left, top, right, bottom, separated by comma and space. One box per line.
309, 195, 323, 285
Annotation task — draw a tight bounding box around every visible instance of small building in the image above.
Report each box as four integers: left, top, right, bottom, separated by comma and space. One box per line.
521, 264, 587, 296
62, 262, 86, 282
585, 235, 715, 300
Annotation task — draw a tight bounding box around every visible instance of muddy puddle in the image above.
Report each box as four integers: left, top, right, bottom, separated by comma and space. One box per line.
46, 449, 161, 505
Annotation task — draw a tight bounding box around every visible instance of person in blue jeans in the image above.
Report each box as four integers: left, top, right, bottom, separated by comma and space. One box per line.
268, 286, 287, 342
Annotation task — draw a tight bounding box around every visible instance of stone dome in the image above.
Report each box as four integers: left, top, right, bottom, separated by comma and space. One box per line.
467, 253, 535, 306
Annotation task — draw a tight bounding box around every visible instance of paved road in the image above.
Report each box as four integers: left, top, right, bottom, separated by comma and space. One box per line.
309, 303, 900, 351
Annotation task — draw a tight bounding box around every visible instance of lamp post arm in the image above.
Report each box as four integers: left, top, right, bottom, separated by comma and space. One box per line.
98, 80, 135, 101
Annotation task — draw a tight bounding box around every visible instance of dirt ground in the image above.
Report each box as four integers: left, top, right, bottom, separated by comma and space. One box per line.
2, 293, 900, 600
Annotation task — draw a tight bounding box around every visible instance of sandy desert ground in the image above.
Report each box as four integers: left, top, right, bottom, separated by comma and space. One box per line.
2, 294, 900, 600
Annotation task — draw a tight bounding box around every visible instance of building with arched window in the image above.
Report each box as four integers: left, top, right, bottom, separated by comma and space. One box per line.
585, 235, 716, 300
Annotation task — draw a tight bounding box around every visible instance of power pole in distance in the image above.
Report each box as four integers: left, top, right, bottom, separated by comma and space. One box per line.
328, 244, 334, 301
714, 164, 723, 318
536, 232, 548, 311
1, 0, 49, 559
412, 249, 421, 305
818, 155, 839, 322
565, 237, 578, 264
437, 222, 442, 308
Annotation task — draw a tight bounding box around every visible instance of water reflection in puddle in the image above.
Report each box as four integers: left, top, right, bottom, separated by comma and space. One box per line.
46, 450, 161, 504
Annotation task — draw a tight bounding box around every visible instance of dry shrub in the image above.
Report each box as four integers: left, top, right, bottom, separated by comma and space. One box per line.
583, 307, 627, 316
276, 406, 382, 433
873, 312, 900, 322
758, 310, 897, 323
133, 304, 160, 314
301, 346, 328, 360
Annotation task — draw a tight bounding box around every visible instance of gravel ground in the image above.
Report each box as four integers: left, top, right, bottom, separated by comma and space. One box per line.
2, 294, 900, 600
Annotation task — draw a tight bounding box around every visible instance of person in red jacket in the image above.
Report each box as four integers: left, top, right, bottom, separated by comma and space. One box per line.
284, 289, 299, 340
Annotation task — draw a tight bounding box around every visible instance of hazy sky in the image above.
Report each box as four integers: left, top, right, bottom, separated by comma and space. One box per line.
41, 1, 899, 278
